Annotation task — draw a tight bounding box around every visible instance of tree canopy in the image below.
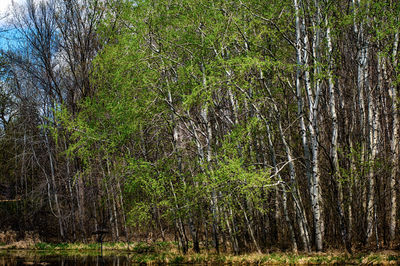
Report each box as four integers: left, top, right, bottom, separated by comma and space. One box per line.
0, 0, 399, 253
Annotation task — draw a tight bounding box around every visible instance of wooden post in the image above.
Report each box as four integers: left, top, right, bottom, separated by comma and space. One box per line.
92, 229, 108, 256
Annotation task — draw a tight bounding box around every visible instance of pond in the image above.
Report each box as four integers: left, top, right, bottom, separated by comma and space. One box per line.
0, 250, 132, 265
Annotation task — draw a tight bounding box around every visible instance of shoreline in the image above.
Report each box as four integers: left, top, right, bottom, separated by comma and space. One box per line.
1, 241, 400, 264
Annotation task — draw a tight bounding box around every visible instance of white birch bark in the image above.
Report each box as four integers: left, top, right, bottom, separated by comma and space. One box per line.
326, 20, 352, 252
366, 53, 378, 245
294, 0, 312, 187
294, 0, 324, 251
303, 1, 323, 250
353, 0, 370, 241
389, 32, 399, 242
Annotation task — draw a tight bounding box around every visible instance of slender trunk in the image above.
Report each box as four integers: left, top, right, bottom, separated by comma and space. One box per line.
112, 190, 119, 240
366, 53, 377, 245
43, 118, 65, 240
303, 3, 323, 250
169, 181, 188, 254
21, 132, 27, 197
76, 174, 86, 239
200, 55, 219, 253
238, 200, 261, 253
389, 32, 399, 243
93, 200, 98, 234
116, 178, 128, 239
106, 159, 119, 240
294, 0, 312, 187
64, 138, 76, 241
32, 142, 60, 237
228, 88, 239, 125
103, 179, 115, 241
326, 22, 351, 253
294, 0, 316, 251
167, 89, 200, 253
278, 119, 311, 251
224, 207, 239, 254
353, 0, 370, 244
100, 162, 115, 240
265, 119, 298, 252
356, 2, 370, 236
349, 136, 355, 242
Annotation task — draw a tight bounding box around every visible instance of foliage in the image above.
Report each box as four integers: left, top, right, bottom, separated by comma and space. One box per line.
1, 0, 400, 255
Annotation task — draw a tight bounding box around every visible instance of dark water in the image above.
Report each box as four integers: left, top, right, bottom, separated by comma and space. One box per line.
0, 251, 132, 265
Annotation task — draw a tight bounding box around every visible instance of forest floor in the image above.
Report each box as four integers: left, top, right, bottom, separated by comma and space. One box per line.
1, 240, 400, 264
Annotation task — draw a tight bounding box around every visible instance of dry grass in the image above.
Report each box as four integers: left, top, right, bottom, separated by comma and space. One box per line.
1, 236, 400, 264
0, 230, 16, 244
0, 230, 40, 249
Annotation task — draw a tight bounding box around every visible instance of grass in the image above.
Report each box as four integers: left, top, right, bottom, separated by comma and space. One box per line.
0, 241, 399, 264
33, 241, 133, 251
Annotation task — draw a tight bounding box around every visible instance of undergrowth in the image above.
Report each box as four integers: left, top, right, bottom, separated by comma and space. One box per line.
0, 241, 397, 264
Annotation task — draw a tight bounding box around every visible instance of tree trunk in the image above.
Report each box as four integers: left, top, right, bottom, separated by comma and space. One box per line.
265, 119, 298, 252
366, 53, 377, 246
43, 117, 65, 240
326, 22, 351, 253
389, 32, 399, 243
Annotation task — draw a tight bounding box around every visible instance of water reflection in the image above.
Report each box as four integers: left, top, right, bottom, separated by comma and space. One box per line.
0, 251, 132, 265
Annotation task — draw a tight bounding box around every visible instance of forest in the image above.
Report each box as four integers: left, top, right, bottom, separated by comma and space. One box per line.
0, 0, 399, 254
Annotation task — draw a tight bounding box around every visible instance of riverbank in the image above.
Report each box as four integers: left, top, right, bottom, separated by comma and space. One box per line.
1, 241, 400, 264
